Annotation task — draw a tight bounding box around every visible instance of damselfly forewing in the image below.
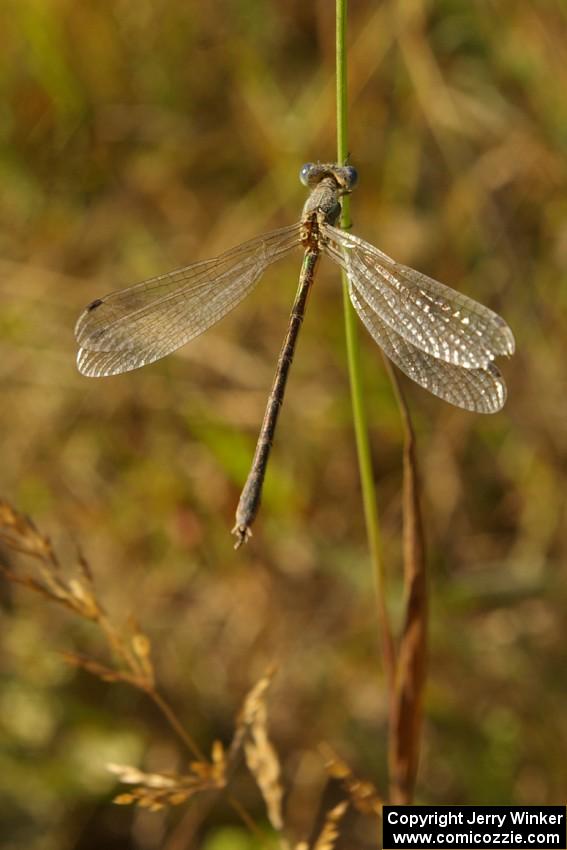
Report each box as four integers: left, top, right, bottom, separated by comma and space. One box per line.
75, 163, 515, 546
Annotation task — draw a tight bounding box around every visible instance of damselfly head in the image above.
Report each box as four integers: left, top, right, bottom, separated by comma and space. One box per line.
299, 162, 315, 186
339, 165, 358, 191
299, 162, 358, 193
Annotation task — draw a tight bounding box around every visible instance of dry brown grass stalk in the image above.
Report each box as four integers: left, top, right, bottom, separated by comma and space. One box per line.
1, 499, 370, 848
384, 365, 428, 804
0, 499, 235, 817
321, 744, 383, 817
311, 801, 349, 850
108, 741, 226, 812
237, 666, 286, 836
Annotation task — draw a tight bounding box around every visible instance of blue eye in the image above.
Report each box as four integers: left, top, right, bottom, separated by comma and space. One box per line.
343, 166, 358, 189
299, 162, 314, 186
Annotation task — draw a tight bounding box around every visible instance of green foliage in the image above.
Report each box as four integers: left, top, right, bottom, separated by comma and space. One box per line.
202, 827, 262, 850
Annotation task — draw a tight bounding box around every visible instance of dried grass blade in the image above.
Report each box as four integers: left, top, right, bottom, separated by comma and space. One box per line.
0, 500, 58, 565
312, 801, 348, 850
321, 745, 383, 816
384, 363, 428, 804
240, 668, 284, 834
108, 741, 226, 812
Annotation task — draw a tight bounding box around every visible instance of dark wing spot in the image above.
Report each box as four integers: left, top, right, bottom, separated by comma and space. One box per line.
87, 298, 104, 312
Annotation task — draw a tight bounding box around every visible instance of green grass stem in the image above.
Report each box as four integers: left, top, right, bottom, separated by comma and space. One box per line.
336, 0, 395, 693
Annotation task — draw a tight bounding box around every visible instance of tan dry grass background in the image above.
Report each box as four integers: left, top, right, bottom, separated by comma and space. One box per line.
1, 1, 566, 848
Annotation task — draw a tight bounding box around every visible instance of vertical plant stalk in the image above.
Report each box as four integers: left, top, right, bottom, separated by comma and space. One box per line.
336, 0, 395, 696
384, 361, 428, 804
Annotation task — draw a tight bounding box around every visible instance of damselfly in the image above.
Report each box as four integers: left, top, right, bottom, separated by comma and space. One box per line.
75, 163, 515, 546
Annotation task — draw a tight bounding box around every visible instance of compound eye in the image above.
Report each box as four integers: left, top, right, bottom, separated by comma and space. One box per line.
299, 162, 314, 186
343, 165, 358, 189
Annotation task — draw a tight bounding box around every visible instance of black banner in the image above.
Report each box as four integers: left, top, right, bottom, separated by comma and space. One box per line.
383, 806, 566, 849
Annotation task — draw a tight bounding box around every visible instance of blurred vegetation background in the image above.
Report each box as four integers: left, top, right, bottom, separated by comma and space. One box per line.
1, 0, 566, 847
